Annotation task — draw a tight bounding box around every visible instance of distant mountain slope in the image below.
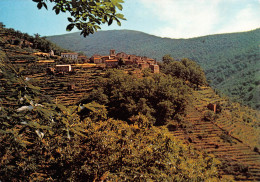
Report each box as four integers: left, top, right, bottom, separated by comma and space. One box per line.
47, 29, 260, 109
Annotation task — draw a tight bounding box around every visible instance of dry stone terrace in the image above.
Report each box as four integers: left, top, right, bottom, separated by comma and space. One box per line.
168, 87, 260, 181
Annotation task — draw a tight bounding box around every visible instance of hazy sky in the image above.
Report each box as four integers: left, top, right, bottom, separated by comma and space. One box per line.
0, 0, 259, 38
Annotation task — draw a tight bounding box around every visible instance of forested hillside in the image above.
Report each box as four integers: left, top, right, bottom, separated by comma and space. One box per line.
47, 29, 260, 109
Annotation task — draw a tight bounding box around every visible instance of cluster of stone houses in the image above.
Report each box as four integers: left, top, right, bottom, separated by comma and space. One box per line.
90, 50, 159, 73
60, 50, 159, 73
52, 49, 160, 73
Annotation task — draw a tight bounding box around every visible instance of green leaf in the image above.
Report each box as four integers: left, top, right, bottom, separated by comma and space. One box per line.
55, 8, 60, 14
66, 24, 75, 31
116, 13, 126, 20
37, 2, 42, 9
42, 2, 48, 10
89, 2, 96, 6
108, 17, 113, 26
104, 15, 108, 22
93, 25, 101, 31
116, 19, 121, 26
75, 23, 82, 30
116, 3, 123, 11
68, 17, 73, 22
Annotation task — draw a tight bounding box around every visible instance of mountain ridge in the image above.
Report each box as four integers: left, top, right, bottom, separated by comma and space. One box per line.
49, 28, 260, 41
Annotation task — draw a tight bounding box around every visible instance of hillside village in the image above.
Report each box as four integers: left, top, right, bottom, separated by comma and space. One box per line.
56, 49, 159, 74
0, 27, 159, 75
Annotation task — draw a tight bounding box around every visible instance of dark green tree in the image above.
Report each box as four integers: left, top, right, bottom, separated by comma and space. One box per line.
162, 57, 207, 88
162, 54, 174, 64
0, 22, 5, 30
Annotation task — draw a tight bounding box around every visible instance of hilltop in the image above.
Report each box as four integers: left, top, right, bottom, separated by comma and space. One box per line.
47, 29, 260, 110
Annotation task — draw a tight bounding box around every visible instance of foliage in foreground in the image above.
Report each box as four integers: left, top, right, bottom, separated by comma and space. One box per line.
32, 0, 126, 37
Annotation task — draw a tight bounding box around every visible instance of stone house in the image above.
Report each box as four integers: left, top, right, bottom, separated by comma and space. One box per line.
147, 58, 156, 65
110, 49, 116, 58
116, 52, 128, 59
105, 59, 118, 67
88, 49, 160, 73
149, 64, 160, 73
139, 63, 150, 70
61, 53, 78, 60
78, 56, 88, 63
56, 64, 72, 72
101, 56, 110, 63
124, 59, 134, 65
49, 50, 54, 57
90, 55, 102, 64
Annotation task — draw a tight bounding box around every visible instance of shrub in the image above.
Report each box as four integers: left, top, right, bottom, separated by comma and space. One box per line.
204, 110, 216, 121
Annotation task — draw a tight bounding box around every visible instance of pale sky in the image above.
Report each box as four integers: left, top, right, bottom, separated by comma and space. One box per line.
0, 0, 259, 38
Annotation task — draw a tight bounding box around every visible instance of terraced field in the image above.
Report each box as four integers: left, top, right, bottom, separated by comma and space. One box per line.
169, 87, 260, 181
25, 67, 104, 105
1, 49, 103, 107
2, 51, 137, 107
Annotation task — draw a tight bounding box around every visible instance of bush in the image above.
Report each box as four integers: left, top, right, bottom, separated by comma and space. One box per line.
204, 110, 216, 121
220, 133, 236, 144
167, 124, 178, 131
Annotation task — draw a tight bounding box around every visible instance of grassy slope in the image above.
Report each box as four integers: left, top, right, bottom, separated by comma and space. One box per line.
47, 29, 260, 109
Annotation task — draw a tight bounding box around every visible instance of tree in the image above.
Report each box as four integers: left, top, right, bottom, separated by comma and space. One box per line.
162, 58, 207, 88
32, 0, 126, 37
118, 58, 124, 66
162, 54, 174, 64
0, 22, 5, 29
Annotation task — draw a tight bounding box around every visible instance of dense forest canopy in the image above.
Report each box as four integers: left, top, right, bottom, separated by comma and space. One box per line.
80, 70, 190, 125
